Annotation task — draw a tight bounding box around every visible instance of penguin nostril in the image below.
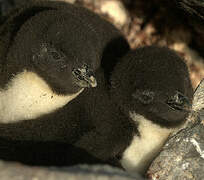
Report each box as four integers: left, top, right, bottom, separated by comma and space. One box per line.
167, 92, 185, 105
81, 64, 89, 69
73, 69, 81, 76
72, 69, 84, 80
166, 91, 190, 111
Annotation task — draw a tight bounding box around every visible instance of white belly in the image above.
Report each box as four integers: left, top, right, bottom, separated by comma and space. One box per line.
0, 70, 83, 123
120, 112, 173, 174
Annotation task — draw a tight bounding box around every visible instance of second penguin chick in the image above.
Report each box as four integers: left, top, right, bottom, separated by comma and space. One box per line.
111, 46, 193, 174
0, 1, 129, 123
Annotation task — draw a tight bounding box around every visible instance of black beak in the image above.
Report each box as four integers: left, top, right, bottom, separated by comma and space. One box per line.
72, 66, 97, 88
166, 91, 191, 111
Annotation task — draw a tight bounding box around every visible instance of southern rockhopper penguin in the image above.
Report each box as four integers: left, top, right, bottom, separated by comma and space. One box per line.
0, 0, 129, 123
0, 46, 193, 174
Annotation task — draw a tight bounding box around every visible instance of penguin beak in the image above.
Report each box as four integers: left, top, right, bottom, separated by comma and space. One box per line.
166, 91, 191, 112
72, 67, 97, 88
83, 74, 97, 88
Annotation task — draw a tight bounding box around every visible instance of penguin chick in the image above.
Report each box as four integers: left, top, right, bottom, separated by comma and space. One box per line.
110, 46, 193, 174
0, 12, 97, 123
0, 1, 129, 123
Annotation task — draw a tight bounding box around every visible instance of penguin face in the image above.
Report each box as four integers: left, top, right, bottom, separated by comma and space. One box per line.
131, 89, 191, 127
0, 41, 98, 123
111, 46, 193, 127
31, 43, 97, 95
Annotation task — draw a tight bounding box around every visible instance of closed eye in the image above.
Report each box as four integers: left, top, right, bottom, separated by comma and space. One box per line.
132, 90, 155, 104
50, 51, 62, 60
49, 48, 66, 61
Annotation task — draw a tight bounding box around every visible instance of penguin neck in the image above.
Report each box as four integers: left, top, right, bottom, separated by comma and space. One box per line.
0, 70, 83, 123
120, 111, 174, 174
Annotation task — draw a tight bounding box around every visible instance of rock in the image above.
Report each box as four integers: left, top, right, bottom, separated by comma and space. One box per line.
122, 0, 204, 58
192, 79, 204, 112
100, 0, 130, 27
147, 79, 204, 180
0, 161, 144, 180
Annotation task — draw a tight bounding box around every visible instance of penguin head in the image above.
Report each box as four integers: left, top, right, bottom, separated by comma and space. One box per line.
5, 10, 100, 95
111, 46, 193, 127
31, 42, 97, 95
0, 8, 101, 123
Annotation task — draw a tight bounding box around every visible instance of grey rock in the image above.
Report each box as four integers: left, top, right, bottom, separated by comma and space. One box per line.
193, 78, 204, 112
0, 161, 144, 180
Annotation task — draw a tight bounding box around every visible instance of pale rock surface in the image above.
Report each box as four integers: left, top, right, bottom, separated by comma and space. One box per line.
100, 0, 130, 27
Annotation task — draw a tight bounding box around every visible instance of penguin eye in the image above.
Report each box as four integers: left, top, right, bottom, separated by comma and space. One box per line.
40, 43, 65, 61
132, 90, 154, 104
51, 51, 61, 60
49, 48, 66, 61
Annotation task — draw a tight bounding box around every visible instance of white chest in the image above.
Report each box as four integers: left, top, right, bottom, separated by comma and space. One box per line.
120, 112, 173, 174
0, 71, 83, 123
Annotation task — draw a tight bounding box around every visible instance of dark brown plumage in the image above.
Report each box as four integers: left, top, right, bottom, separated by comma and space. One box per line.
0, 46, 193, 174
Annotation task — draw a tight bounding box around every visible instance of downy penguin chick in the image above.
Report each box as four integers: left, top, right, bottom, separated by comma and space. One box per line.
0, 0, 129, 123
110, 46, 193, 174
